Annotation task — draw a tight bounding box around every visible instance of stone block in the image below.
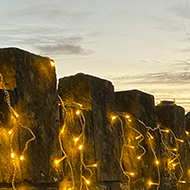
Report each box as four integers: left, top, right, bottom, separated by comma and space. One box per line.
115, 90, 157, 128
58, 73, 121, 189
0, 48, 61, 186
156, 101, 189, 190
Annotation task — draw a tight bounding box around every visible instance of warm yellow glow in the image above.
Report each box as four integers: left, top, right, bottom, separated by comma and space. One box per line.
78, 103, 83, 107
74, 137, 79, 142
135, 134, 142, 140
176, 139, 184, 143
148, 180, 159, 186
157, 100, 161, 105
60, 128, 64, 133
54, 159, 59, 165
79, 145, 83, 150
50, 60, 55, 67
76, 110, 81, 115
86, 163, 97, 168
8, 130, 12, 135
161, 129, 170, 133
86, 180, 90, 185
130, 172, 134, 176
185, 131, 189, 135
111, 116, 117, 120
171, 148, 178, 152
20, 155, 24, 161
11, 153, 15, 159
148, 181, 153, 186
125, 115, 130, 119
137, 156, 141, 160
155, 160, 159, 165
128, 119, 132, 122
172, 162, 179, 167
147, 132, 154, 139
179, 180, 186, 183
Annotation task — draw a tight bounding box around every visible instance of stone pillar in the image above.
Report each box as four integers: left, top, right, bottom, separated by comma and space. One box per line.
58, 73, 121, 190
115, 90, 163, 190
0, 48, 61, 188
156, 101, 188, 190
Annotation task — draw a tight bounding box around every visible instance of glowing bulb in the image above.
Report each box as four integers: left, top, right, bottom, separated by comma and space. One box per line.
60, 128, 64, 133
76, 110, 80, 115
135, 134, 142, 140
176, 139, 184, 143
11, 153, 15, 159
125, 115, 130, 119
54, 159, 59, 165
20, 155, 24, 161
148, 181, 159, 186
179, 180, 186, 183
50, 60, 55, 67
155, 160, 159, 165
130, 172, 134, 176
137, 156, 141, 160
161, 129, 170, 133
185, 131, 189, 135
157, 100, 161, 105
79, 145, 83, 150
74, 137, 79, 142
147, 132, 154, 140
148, 181, 153, 186
92, 164, 97, 167
86, 180, 90, 184
128, 119, 132, 122
171, 148, 178, 152
8, 130, 12, 135
111, 116, 117, 120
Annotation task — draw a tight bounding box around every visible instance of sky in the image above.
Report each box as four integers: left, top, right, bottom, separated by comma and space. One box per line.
1, 0, 190, 112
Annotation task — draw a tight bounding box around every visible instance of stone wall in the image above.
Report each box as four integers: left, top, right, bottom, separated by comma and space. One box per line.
0, 48, 189, 190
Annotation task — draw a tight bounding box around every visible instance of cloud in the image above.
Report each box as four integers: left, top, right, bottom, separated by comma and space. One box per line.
111, 71, 190, 84
36, 43, 94, 56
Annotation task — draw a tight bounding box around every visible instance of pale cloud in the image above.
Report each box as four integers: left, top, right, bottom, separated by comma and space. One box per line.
36, 43, 94, 56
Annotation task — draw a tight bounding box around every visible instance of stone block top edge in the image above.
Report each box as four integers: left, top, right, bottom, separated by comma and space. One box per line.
115, 89, 154, 98
0, 47, 52, 60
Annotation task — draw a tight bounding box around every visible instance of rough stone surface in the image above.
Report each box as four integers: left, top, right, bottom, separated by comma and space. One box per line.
115, 90, 157, 128
58, 73, 121, 189
115, 90, 160, 190
156, 101, 189, 190
0, 48, 61, 186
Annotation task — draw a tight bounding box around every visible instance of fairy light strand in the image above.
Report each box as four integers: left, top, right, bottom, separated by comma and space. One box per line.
56, 97, 96, 189
0, 73, 36, 190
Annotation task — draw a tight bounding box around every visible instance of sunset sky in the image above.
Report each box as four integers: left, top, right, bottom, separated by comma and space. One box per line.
1, 0, 190, 112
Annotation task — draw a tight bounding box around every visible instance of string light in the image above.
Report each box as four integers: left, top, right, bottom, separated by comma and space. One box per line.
74, 137, 79, 142
147, 131, 154, 140
111, 115, 117, 120
20, 155, 24, 161
148, 181, 159, 186
185, 131, 189, 135
76, 110, 81, 115
155, 160, 159, 165
124, 145, 135, 149
0, 73, 36, 190
11, 153, 15, 159
135, 134, 142, 140
86, 164, 97, 168
79, 145, 83, 150
179, 180, 186, 183
50, 60, 55, 67
176, 139, 184, 143
160, 129, 170, 133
